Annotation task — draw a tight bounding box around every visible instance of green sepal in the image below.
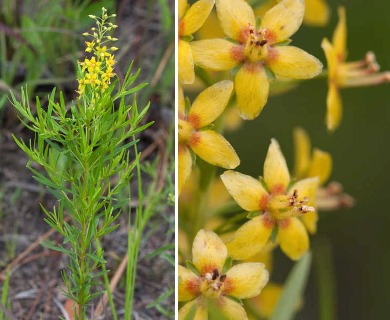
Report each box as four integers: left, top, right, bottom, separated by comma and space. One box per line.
186, 260, 200, 276
270, 225, 278, 243
230, 64, 242, 77
256, 16, 262, 30
247, 211, 261, 219
222, 257, 233, 274
264, 65, 276, 81
181, 35, 193, 42
258, 176, 270, 193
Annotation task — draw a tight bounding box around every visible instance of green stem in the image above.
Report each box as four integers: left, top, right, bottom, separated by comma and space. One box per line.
313, 238, 337, 320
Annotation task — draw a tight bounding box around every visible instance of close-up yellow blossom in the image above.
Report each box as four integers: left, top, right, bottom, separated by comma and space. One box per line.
178, 0, 215, 84
191, 0, 323, 119
178, 81, 240, 193
179, 230, 269, 319
321, 7, 390, 131
221, 139, 319, 261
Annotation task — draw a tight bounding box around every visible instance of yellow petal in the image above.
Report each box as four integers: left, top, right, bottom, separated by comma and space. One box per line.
307, 148, 332, 185
321, 38, 338, 83
249, 283, 283, 318
192, 230, 228, 274
218, 296, 248, 319
332, 7, 347, 60
303, 0, 330, 27
326, 83, 343, 132
293, 127, 311, 179
267, 46, 323, 79
178, 0, 188, 20
179, 265, 201, 301
226, 215, 274, 260
264, 139, 290, 194
181, 0, 215, 36
197, 10, 226, 39
179, 85, 185, 116
235, 63, 269, 120
216, 0, 255, 41
224, 263, 269, 299
223, 105, 243, 131
179, 145, 192, 194
179, 40, 195, 84
179, 298, 208, 320
190, 130, 240, 169
277, 217, 309, 260
301, 210, 319, 234
290, 177, 319, 205
260, 0, 304, 43
189, 80, 234, 128
220, 170, 269, 212
191, 39, 241, 71
245, 241, 276, 272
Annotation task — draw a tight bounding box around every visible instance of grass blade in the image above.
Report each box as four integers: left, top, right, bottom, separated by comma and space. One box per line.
270, 252, 312, 320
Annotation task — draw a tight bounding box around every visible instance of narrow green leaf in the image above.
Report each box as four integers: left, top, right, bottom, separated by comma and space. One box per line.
314, 239, 336, 320
270, 252, 312, 320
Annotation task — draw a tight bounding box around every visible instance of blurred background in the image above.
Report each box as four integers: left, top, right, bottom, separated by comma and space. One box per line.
221, 0, 390, 319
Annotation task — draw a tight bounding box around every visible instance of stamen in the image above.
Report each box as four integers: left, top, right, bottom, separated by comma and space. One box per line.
212, 269, 219, 280
204, 272, 212, 282
259, 40, 268, 46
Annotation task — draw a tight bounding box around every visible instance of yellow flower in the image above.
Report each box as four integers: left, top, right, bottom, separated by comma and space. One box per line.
96, 45, 111, 59
293, 127, 354, 214
179, 230, 269, 319
191, 0, 322, 119
321, 7, 390, 131
253, 0, 330, 27
84, 72, 101, 86
178, 0, 215, 84
85, 57, 102, 73
221, 139, 319, 261
178, 81, 240, 194
85, 40, 95, 52
105, 54, 116, 67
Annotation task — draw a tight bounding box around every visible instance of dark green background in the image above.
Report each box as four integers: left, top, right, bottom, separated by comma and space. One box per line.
225, 0, 390, 318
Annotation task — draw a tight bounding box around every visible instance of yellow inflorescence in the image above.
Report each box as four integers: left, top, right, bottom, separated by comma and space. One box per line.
77, 8, 118, 97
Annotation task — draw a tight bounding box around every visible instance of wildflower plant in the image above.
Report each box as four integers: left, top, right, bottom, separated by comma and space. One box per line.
10, 8, 151, 319
178, 0, 389, 318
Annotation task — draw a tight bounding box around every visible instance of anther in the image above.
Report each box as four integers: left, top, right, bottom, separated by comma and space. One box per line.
220, 274, 227, 282
259, 40, 268, 46
212, 269, 219, 280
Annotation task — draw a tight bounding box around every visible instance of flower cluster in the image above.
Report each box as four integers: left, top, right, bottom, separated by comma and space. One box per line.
77, 7, 118, 97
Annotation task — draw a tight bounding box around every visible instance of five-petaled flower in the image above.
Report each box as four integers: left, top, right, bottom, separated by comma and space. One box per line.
178, 0, 215, 84
178, 81, 240, 194
179, 230, 269, 319
321, 7, 390, 131
221, 139, 319, 261
191, 0, 323, 120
